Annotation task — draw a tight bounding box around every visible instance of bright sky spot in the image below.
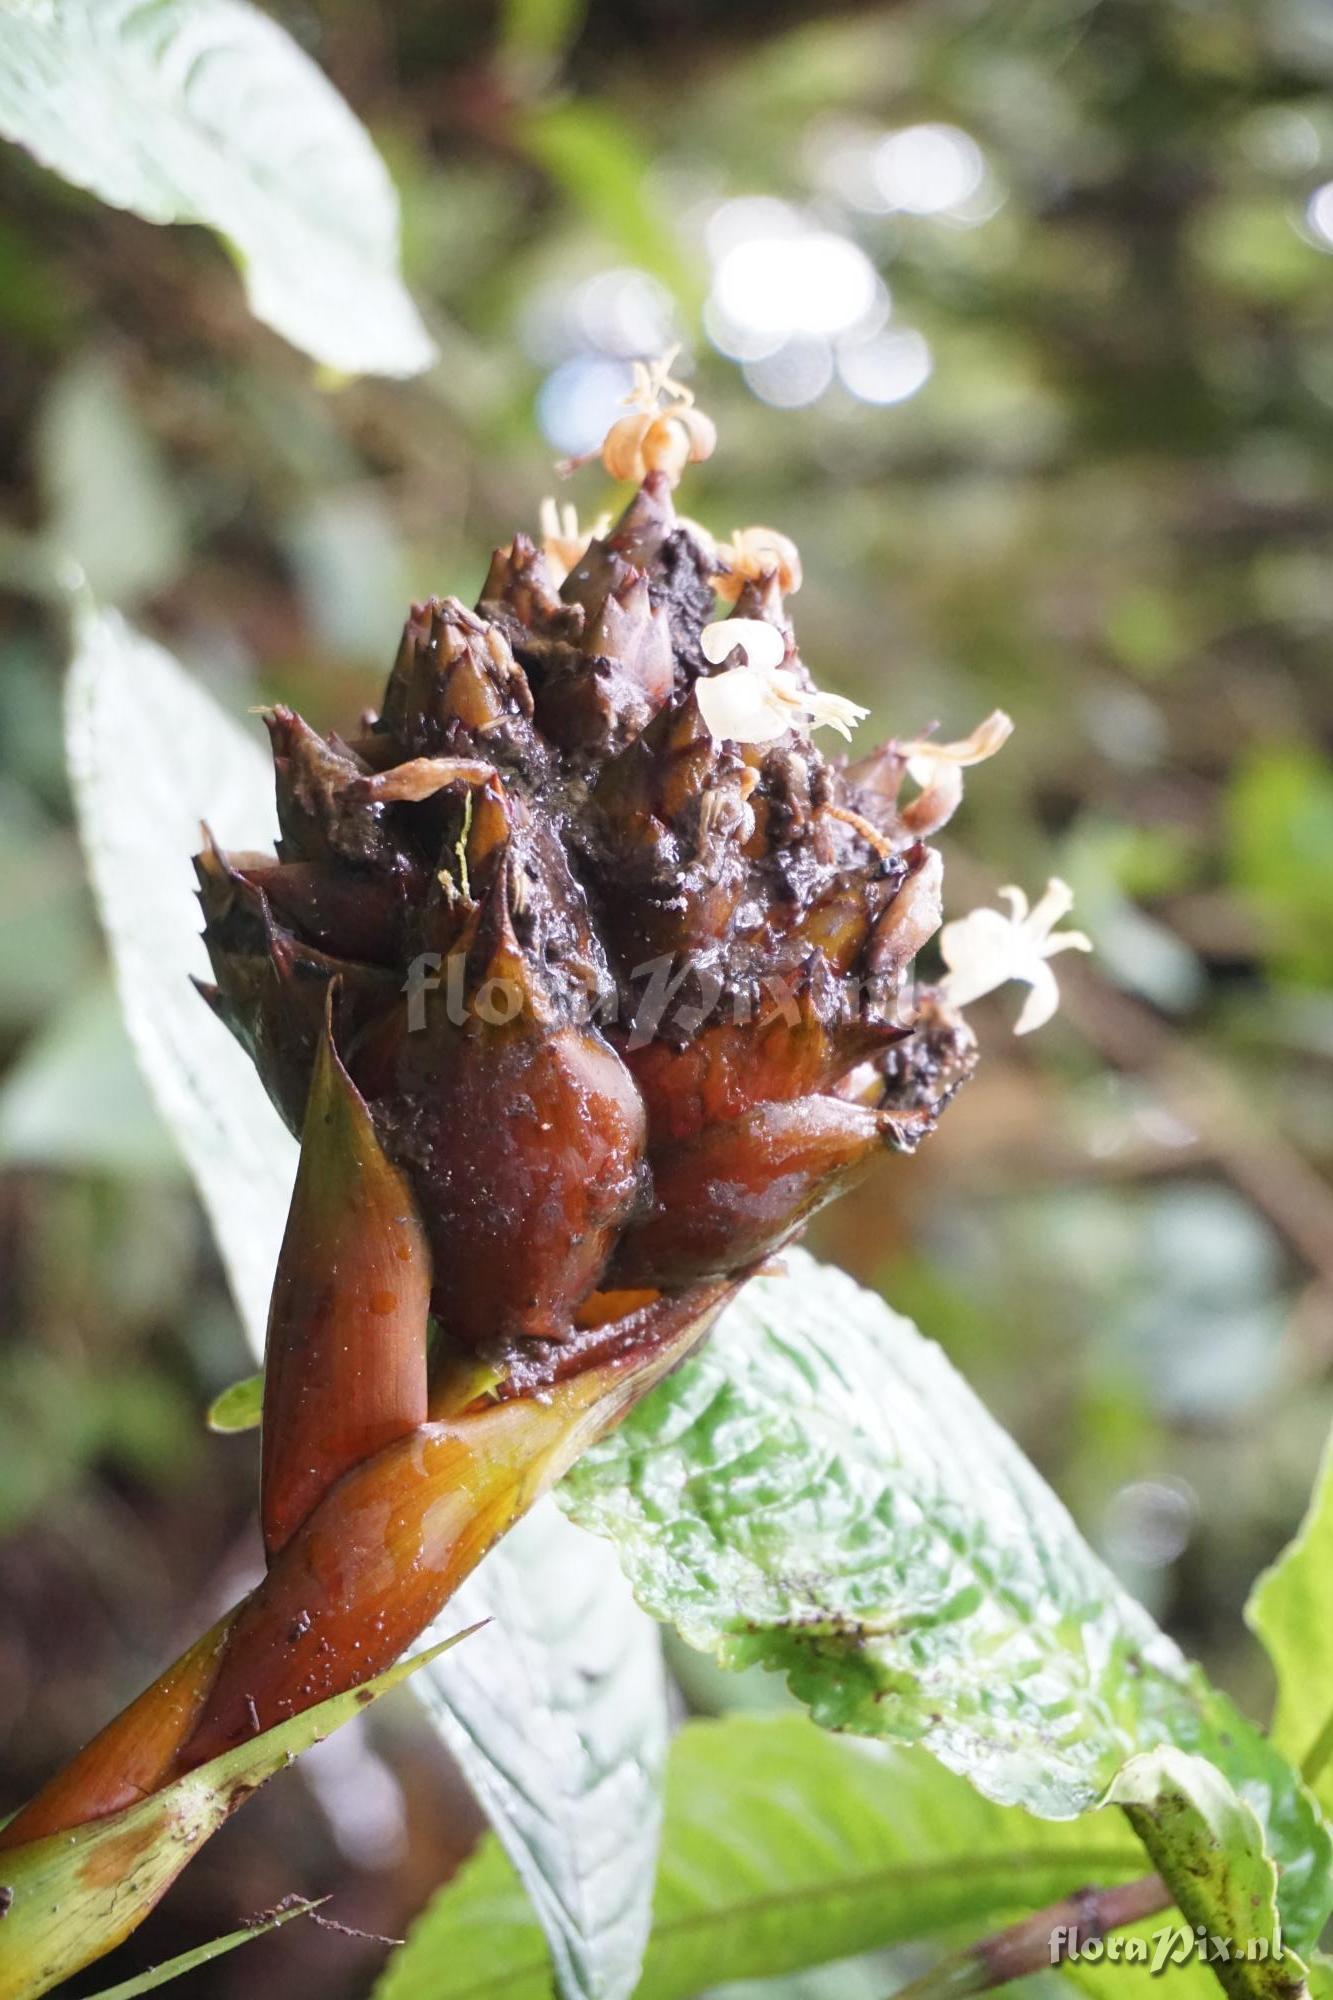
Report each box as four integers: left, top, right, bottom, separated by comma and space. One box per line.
1306, 180, 1333, 248
874, 123, 987, 215
837, 327, 933, 405
743, 336, 836, 408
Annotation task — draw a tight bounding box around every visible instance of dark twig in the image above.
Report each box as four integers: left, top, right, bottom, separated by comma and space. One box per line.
887, 1873, 1172, 2000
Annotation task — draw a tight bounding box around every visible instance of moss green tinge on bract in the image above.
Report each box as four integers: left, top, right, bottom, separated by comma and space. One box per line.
0, 1634, 468, 2000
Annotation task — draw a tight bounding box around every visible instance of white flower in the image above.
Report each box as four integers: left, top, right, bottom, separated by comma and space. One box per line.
938, 878, 1092, 1035
696, 619, 869, 745
898, 709, 1014, 836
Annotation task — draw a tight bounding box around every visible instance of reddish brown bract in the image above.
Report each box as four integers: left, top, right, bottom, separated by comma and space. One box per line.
198, 468, 973, 1383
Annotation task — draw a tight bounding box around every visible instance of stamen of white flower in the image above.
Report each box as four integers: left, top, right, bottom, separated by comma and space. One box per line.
898, 708, 1014, 836
937, 875, 1092, 1035
697, 618, 869, 746
623, 344, 693, 414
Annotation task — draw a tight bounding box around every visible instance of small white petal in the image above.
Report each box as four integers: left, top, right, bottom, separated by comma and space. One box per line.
1013, 962, 1061, 1035
714, 524, 803, 601
901, 710, 1013, 836
1024, 876, 1076, 941
696, 665, 792, 744
701, 617, 786, 671
1042, 929, 1093, 960
938, 906, 1026, 1009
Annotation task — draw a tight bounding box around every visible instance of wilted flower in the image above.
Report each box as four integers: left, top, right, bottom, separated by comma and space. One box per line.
898, 708, 1014, 836
938, 877, 1092, 1034
596, 347, 716, 486
714, 524, 803, 603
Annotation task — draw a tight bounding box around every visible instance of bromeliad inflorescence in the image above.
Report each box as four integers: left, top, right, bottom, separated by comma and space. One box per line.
0, 366, 1083, 1974
189, 364, 1014, 1372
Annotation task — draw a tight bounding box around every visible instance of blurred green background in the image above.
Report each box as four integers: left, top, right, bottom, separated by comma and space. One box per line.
2, 0, 1333, 1991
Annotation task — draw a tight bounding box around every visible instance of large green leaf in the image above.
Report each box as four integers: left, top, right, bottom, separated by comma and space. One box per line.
0, 0, 434, 377
65, 608, 671, 2000
376, 1712, 1147, 2000
417, 1502, 668, 2000
1247, 1427, 1333, 1814
560, 1251, 1333, 1951
66, 607, 296, 1349
0, 1636, 463, 2000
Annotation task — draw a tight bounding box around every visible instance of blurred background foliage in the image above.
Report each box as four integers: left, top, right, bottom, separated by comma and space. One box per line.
2, 0, 1333, 1990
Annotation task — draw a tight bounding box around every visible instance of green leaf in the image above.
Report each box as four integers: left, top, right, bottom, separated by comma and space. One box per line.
0, 0, 434, 377
376, 1712, 1148, 2000
205, 1369, 263, 1434
0, 779, 92, 1032
80, 1896, 324, 1998
0, 976, 179, 1175
1308, 1956, 1333, 2000
502, 0, 587, 71
1227, 746, 1333, 989
65, 606, 297, 1350
0, 1635, 465, 2000
559, 1251, 1333, 1951
416, 1501, 669, 2000
1110, 1749, 1302, 2000
1060, 1919, 1259, 2000
519, 102, 696, 306
37, 352, 186, 606
1246, 1427, 1333, 1811
66, 609, 672, 2000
